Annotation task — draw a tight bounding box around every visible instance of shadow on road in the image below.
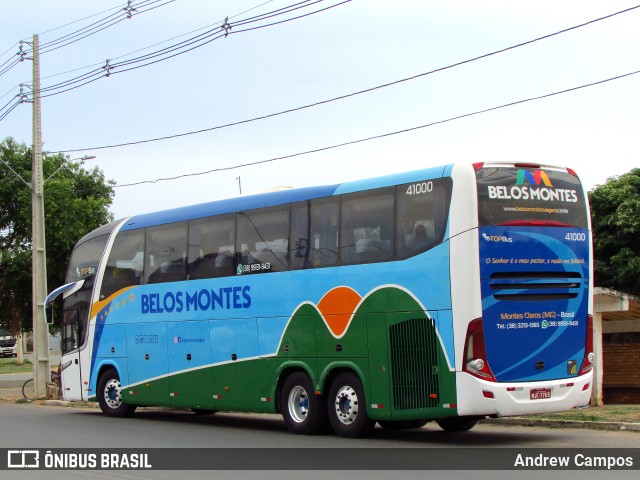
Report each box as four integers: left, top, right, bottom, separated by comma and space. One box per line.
70, 407, 562, 447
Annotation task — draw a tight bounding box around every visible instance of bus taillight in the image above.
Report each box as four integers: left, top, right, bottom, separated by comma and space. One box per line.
579, 315, 595, 376
463, 318, 496, 382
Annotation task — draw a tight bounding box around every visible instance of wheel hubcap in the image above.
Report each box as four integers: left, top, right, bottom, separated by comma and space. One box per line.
288, 385, 309, 423
104, 378, 123, 409
334, 385, 358, 424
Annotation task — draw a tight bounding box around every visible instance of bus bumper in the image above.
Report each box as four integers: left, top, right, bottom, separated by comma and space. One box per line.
455, 371, 593, 417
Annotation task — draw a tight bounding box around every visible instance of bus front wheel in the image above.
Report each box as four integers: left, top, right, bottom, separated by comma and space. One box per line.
280, 372, 328, 435
97, 368, 137, 418
327, 372, 375, 438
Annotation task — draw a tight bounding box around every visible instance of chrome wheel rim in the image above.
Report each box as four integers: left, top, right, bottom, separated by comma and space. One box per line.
334, 385, 358, 425
287, 385, 309, 423
104, 378, 123, 409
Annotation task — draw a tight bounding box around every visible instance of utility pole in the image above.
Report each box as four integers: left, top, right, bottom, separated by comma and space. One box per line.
31, 34, 50, 398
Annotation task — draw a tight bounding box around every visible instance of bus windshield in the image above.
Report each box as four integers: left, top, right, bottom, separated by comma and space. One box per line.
66, 235, 110, 283
476, 165, 588, 228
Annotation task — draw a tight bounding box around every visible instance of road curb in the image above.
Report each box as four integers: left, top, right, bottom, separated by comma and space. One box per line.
481, 417, 640, 432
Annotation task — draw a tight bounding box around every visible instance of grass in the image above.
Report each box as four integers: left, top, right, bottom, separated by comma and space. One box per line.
525, 405, 640, 423
0, 357, 32, 374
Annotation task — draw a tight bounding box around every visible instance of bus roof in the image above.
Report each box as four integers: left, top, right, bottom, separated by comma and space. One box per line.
120, 164, 452, 231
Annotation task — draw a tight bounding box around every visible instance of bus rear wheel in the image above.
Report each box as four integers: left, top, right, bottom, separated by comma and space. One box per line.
97, 368, 137, 418
436, 416, 478, 432
280, 372, 328, 435
327, 372, 375, 438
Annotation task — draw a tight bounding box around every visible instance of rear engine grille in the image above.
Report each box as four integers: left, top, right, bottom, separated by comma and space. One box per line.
389, 317, 439, 410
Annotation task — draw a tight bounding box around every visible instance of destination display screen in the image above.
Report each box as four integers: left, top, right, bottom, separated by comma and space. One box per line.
476, 166, 588, 228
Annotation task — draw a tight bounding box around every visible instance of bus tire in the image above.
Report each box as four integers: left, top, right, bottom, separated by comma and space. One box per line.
378, 419, 428, 430
280, 372, 328, 435
327, 372, 375, 438
97, 368, 137, 418
436, 416, 478, 432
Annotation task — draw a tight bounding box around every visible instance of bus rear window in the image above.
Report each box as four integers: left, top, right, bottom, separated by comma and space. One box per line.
476, 166, 588, 228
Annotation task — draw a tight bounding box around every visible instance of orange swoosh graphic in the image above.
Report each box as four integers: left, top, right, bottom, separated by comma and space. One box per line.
317, 286, 362, 337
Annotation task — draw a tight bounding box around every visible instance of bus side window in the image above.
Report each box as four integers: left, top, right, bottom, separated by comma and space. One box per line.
237, 206, 290, 273
100, 229, 145, 300
188, 214, 236, 279
291, 197, 339, 269
395, 180, 451, 259
340, 188, 394, 265
145, 222, 187, 284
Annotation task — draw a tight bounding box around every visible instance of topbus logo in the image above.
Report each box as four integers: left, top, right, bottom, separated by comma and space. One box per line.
515, 169, 553, 187
482, 233, 512, 243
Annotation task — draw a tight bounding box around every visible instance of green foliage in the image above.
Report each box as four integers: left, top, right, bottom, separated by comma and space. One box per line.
0, 137, 114, 334
588, 168, 640, 296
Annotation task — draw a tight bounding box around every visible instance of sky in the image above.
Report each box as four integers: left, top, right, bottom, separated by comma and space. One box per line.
1, 0, 639, 220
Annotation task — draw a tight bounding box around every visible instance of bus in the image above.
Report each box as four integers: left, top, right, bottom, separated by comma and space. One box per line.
46, 162, 593, 437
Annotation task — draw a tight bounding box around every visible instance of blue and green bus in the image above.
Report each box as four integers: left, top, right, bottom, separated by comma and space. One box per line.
47, 162, 594, 436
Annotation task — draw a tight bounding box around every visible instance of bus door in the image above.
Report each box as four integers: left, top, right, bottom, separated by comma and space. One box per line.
60, 307, 83, 399
46, 279, 90, 401
60, 275, 97, 401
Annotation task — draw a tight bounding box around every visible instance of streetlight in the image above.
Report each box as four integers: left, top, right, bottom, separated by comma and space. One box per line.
44, 155, 96, 184
0, 153, 96, 397
0, 154, 95, 188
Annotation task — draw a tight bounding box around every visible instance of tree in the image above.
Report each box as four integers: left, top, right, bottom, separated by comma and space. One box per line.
588, 168, 640, 296
0, 137, 115, 334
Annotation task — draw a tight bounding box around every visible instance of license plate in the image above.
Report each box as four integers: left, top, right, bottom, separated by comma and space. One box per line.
530, 388, 551, 400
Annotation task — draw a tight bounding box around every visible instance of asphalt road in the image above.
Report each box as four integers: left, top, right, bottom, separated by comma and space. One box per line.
0, 403, 637, 480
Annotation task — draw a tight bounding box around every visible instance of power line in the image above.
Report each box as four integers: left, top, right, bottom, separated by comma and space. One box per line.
23, 0, 277, 83
39, 0, 176, 55
16, 0, 348, 102
112, 68, 640, 188
0, 98, 21, 122
110, 1, 344, 75
54, 3, 640, 152
0, 1, 315, 123
0, 85, 19, 101
35, 2, 129, 37
0, 42, 20, 61
0, 0, 173, 78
